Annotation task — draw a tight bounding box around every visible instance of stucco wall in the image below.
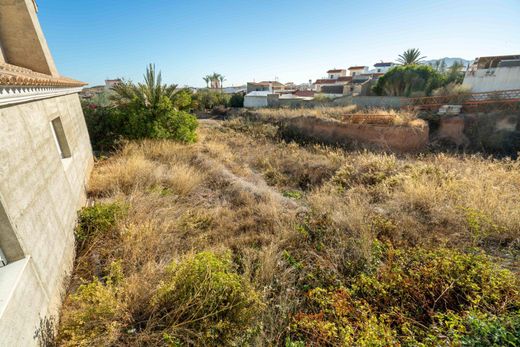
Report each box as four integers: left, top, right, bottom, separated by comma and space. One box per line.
0, 93, 93, 346
463, 66, 520, 93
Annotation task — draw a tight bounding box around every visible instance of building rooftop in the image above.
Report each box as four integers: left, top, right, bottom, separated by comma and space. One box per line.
327, 69, 346, 73
374, 62, 394, 67
473, 55, 520, 69
0, 62, 86, 87
315, 79, 337, 84
348, 66, 367, 70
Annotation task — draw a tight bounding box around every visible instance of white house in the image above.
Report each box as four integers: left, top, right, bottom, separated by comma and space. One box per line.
326, 69, 347, 79
373, 62, 396, 74
348, 66, 368, 76
463, 55, 520, 93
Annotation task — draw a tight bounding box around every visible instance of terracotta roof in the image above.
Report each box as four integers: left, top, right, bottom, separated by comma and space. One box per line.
348, 66, 367, 70
0, 63, 86, 87
315, 79, 337, 84
337, 76, 353, 82
327, 69, 346, 73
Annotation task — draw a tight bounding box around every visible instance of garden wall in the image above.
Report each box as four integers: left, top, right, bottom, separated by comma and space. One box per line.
282, 116, 429, 152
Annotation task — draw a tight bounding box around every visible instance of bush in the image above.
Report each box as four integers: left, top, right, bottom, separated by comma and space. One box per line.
58, 261, 127, 347
193, 89, 230, 110
152, 251, 263, 345
76, 202, 126, 245
228, 93, 244, 108
291, 247, 520, 345
82, 104, 125, 152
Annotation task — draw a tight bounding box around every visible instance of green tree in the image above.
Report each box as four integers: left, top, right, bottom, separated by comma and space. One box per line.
373, 65, 444, 96
90, 64, 199, 144
397, 48, 426, 65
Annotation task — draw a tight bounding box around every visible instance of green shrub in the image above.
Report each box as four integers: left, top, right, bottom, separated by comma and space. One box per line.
228, 93, 244, 108
58, 261, 127, 347
82, 104, 125, 152
373, 65, 444, 96
193, 89, 230, 110
152, 251, 264, 345
121, 96, 198, 143
75, 202, 126, 244
291, 247, 520, 345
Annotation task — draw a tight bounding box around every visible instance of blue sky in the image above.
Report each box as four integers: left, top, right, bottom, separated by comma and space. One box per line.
38, 0, 520, 87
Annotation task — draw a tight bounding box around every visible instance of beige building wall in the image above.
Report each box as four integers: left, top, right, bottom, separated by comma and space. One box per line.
0, 93, 93, 345
0, 0, 59, 76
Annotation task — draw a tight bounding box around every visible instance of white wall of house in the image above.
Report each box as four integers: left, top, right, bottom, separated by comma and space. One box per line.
463, 66, 520, 93
349, 67, 368, 76
373, 64, 395, 74
0, 92, 93, 346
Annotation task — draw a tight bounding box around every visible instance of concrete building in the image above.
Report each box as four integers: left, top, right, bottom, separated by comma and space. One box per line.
463, 55, 520, 93
0, 0, 92, 345
244, 90, 272, 108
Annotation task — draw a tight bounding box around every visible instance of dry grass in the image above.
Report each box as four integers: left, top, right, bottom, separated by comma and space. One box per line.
253, 105, 420, 127
58, 117, 520, 346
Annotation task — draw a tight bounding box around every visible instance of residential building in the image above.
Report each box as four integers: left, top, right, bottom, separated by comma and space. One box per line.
327, 69, 347, 79
247, 81, 285, 94
348, 66, 368, 76
373, 62, 396, 74
244, 90, 272, 108
0, 1, 93, 344
105, 78, 122, 89
313, 78, 338, 92
463, 55, 520, 92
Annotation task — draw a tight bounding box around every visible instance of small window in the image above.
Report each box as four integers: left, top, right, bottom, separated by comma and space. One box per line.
50, 117, 71, 159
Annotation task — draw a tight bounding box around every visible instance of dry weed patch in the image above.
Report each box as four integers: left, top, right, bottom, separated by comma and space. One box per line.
58, 119, 520, 346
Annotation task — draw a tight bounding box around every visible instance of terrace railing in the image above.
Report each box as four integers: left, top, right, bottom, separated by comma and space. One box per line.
409, 89, 520, 112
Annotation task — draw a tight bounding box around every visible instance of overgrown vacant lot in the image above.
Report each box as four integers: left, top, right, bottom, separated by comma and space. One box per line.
58, 117, 520, 346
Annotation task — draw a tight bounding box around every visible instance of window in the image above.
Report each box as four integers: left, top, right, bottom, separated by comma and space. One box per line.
50, 117, 72, 159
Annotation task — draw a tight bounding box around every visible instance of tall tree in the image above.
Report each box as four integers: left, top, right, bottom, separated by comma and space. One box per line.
218, 75, 226, 90
203, 76, 210, 88
397, 48, 426, 65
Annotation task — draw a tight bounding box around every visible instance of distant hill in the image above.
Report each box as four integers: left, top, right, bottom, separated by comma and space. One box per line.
423, 57, 472, 68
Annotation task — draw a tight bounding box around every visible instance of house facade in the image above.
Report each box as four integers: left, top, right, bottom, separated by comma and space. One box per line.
327, 69, 347, 79
348, 66, 368, 76
463, 55, 520, 93
0, 0, 93, 345
373, 62, 396, 74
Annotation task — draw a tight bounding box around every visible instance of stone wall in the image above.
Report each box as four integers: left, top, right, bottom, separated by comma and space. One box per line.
0, 93, 93, 345
282, 116, 429, 152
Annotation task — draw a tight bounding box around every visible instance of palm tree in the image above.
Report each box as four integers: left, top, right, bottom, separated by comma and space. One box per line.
210, 72, 220, 89
111, 64, 178, 108
203, 76, 210, 88
397, 48, 426, 65
218, 75, 226, 90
